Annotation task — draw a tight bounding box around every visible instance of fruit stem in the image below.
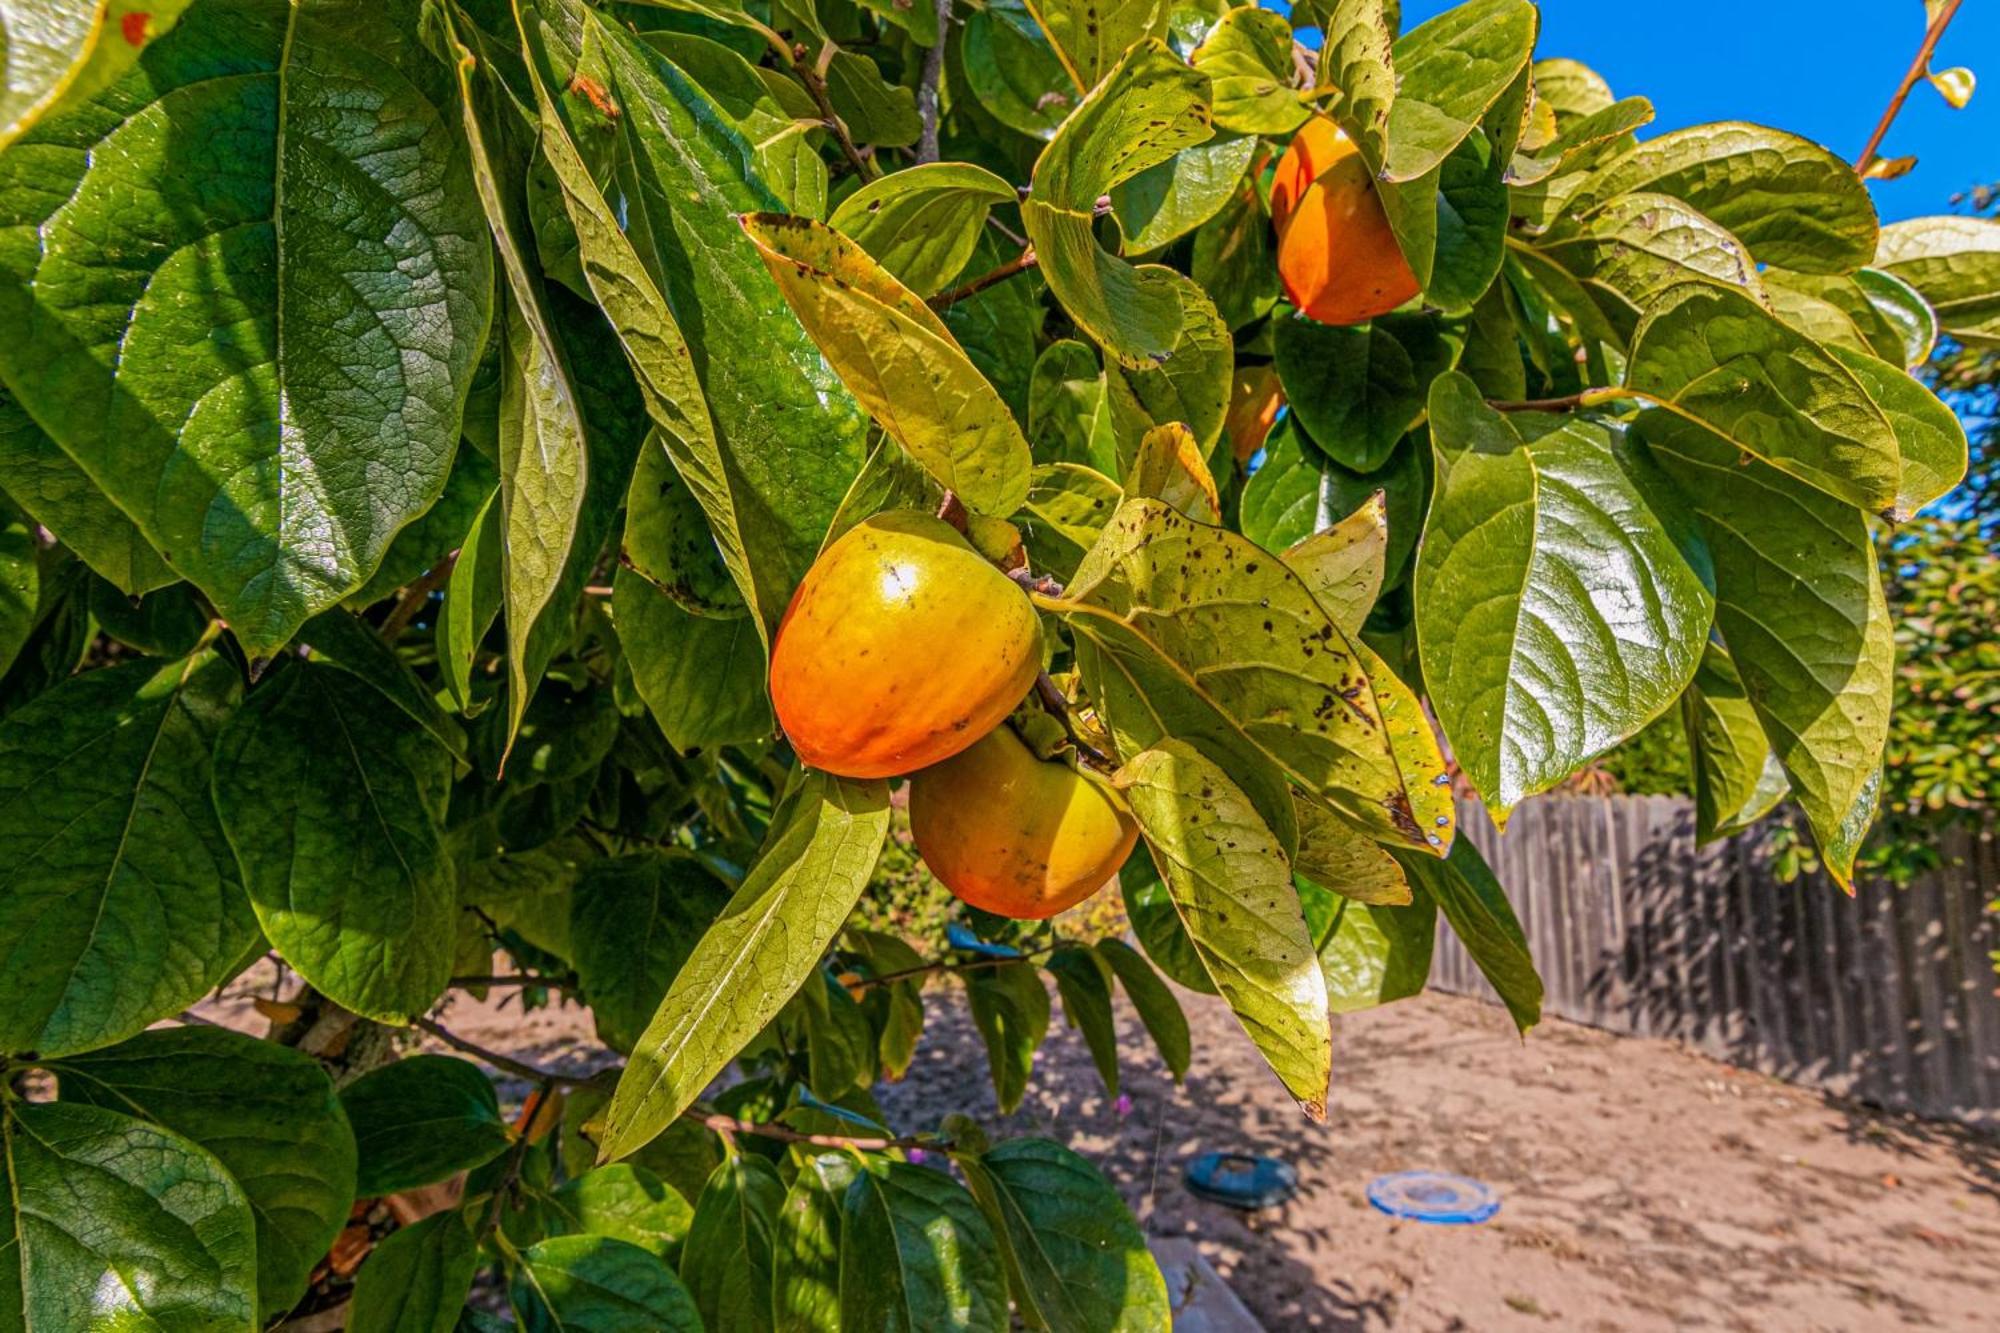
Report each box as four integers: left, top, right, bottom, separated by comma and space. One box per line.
1035, 670, 1117, 773
929, 246, 1038, 310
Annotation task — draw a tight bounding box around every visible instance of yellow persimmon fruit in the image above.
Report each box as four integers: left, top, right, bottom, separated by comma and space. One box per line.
908, 724, 1140, 920
1271, 117, 1419, 327
770, 510, 1042, 778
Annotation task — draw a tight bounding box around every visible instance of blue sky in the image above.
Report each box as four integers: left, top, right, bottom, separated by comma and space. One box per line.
1282, 0, 1997, 223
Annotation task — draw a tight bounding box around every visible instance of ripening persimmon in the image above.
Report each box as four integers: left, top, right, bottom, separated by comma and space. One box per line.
1225, 365, 1285, 464
908, 724, 1140, 920
1271, 116, 1419, 326
770, 510, 1042, 779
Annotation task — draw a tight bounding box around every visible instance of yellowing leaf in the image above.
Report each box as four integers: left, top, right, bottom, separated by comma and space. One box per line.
740, 214, 1033, 516
1927, 66, 1975, 109
1126, 423, 1219, 522
1280, 491, 1387, 636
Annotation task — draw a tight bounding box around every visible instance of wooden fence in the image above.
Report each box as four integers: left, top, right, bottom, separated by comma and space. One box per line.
1428, 795, 2000, 1128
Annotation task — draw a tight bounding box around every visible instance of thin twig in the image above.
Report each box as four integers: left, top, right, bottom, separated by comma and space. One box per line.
412, 1016, 599, 1087
1035, 671, 1115, 773
792, 40, 878, 181
1486, 388, 1625, 414
1856, 0, 1965, 175
848, 946, 1054, 992
915, 0, 951, 164
930, 247, 1037, 310
378, 551, 459, 642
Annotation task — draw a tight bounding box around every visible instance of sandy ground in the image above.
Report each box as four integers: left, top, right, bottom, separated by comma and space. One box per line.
210, 970, 2000, 1331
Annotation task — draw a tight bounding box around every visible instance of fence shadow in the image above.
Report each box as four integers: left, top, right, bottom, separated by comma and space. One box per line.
1432, 796, 2000, 1129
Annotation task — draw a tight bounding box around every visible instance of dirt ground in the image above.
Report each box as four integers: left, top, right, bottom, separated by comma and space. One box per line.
213, 969, 2000, 1332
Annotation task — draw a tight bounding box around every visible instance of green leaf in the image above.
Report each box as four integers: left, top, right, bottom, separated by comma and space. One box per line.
1023, 40, 1214, 369
1190, 176, 1279, 330
1315, 0, 1396, 171
1639, 412, 1892, 889
550, 1164, 695, 1262
613, 563, 774, 750
601, 771, 889, 1162
571, 852, 734, 1053
1292, 798, 1410, 905
1117, 857, 1216, 995
641, 32, 828, 218
1415, 375, 1713, 820
439, 487, 502, 715
213, 660, 456, 1022
300, 608, 469, 766
965, 960, 1052, 1114
561, 1083, 721, 1208
679, 1153, 783, 1332
1850, 268, 1938, 368
1094, 937, 1191, 1079
825, 49, 921, 147
1024, 0, 1169, 93
1192, 6, 1309, 135
1413, 124, 1511, 311
1531, 57, 1615, 124
1121, 741, 1331, 1115
1875, 214, 2000, 345
829, 163, 1019, 298
1624, 281, 1904, 513
54, 1026, 357, 1321
1057, 498, 1425, 849
349, 1213, 479, 1333
1103, 270, 1235, 456
345, 444, 499, 610
960, 0, 1074, 140
958, 1139, 1168, 1332
519, 0, 868, 639
1392, 837, 1540, 1031
1029, 341, 1118, 473
943, 230, 1044, 420
0, 1100, 258, 1330
1020, 462, 1123, 581
1304, 884, 1435, 1012
773, 1152, 853, 1333
0, 0, 492, 654
0, 1, 193, 149
1682, 641, 1789, 844
1047, 946, 1121, 1096
1109, 133, 1257, 253
1824, 344, 1968, 521
0, 653, 252, 1058
339, 1055, 512, 1197
1564, 122, 1878, 274
1279, 491, 1388, 636
1536, 192, 1765, 335
87, 578, 208, 659
840, 1162, 1008, 1333
1274, 312, 1462, 473
515, 1234, 705, 1333
740, 214, 1033, 517
0, 385, 173, 595
1381, 0, 1538, 183
1508, 95, 1653, 184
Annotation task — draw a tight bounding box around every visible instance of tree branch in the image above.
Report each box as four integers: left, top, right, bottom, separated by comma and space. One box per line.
848, 947, 1052, 992
411, 1016, 600, 1087
915, 0, 951, 164
929, 247, 1037, 310
1856, 0, 1965, 176
792, 40, 878, 181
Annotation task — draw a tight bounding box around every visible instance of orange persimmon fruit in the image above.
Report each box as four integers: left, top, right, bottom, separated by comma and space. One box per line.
1271, 116, 1419, 326
770, 510, 1042, 779
908, 724, 1140, 920
1225, 364, 1286, 464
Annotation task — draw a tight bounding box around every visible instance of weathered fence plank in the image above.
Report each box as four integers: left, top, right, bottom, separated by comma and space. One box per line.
1429, 795, 2000, 1127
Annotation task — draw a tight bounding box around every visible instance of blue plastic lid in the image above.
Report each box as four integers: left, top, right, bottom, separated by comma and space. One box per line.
1366, 1171, 1499, 1224
1184, 1152, 1300, 1210
946, 922, 1024, 958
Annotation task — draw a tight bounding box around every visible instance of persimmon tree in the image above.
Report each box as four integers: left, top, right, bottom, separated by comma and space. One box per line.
0, 0, 1988, 1327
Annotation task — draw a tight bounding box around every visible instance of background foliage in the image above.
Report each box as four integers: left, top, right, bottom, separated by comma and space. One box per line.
0, 0, 1989, 1327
